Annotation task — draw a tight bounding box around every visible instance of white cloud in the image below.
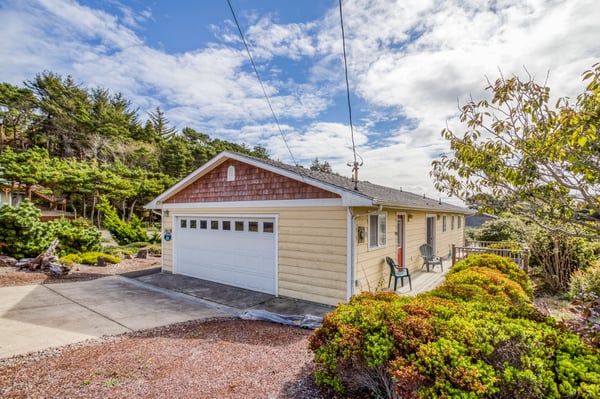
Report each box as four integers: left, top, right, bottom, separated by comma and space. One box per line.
1, 0, 599, 202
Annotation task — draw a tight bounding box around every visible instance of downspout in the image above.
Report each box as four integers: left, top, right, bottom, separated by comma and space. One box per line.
348, 204, 383, 300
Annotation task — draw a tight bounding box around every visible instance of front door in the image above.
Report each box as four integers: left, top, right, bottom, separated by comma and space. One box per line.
426, 216, 436, 252
396, 214, 405, 267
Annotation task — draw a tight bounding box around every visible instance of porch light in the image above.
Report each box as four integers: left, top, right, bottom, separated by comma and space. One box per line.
164, 210, 169, 217
407, 214, 413, 222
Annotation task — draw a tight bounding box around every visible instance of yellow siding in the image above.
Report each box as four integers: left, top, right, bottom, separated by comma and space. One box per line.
160, 204, 465, 305
160, 206, 348, 306
353, 209, 465, 295
162, 213, 173, 272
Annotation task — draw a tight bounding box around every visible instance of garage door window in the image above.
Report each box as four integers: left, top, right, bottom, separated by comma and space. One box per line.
180, 219, 187, 228
223, 221, 231, 230
211, 220, 219, 230
249, 221, 258, 232
235, 221, 244, 231
200, 220, 207, 229
190, 220, 197, 229
263, 222, 274, 233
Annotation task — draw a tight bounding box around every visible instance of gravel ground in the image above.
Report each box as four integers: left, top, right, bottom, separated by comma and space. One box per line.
0, 258, 341, 398
0, 257, 160, 287
0, 319, 331, 399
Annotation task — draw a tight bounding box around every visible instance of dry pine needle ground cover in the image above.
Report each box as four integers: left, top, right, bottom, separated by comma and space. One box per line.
0, 259, 336, 399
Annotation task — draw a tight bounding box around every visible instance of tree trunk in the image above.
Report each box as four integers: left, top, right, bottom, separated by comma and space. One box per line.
128, 199, 138, 222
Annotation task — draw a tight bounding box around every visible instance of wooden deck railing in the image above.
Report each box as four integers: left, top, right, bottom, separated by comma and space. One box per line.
451, 241, 529, 272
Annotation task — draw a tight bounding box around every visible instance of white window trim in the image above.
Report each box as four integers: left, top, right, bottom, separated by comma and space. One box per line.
368, 213, 387, 249
227, 165, 235, 181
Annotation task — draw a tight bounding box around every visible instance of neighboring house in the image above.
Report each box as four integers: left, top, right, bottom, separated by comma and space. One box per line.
146, 151, 470, 306
465, 213, 498, 229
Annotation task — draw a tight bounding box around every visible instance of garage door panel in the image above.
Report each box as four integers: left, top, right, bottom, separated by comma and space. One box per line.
173, 216, 276, 294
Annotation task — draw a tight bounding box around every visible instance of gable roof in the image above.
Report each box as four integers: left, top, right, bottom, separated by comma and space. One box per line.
146, 151, 469, 213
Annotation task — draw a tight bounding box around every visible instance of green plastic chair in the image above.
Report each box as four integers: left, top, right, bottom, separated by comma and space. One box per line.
385, 257, 412, 291
419, 243, 443, 272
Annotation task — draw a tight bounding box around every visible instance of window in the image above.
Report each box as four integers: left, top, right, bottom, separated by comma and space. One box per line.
458, 216, 462, 229
227, 165, 235, 181
190, 220, 197, 229
200, 220, 207, 229
180, 219, 187, 228
222, 221, 231, 230
369, 214, 387, 249
248, 221, 258, 232
263, 222, 274, 233
451, 216, 455, 230
211, 220, 219, 230
442, 216, 447, 232
235, 221, 244, 231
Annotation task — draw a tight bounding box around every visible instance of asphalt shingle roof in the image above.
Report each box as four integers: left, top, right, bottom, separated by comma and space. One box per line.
235, 153, 469, 213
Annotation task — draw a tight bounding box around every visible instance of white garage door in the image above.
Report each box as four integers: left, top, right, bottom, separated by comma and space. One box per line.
173, 215, 277, 294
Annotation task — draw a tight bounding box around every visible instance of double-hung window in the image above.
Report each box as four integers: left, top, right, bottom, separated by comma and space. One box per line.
369, 214, 387, 249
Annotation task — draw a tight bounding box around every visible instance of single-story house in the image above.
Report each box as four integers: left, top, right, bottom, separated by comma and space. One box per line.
145, 151, 470, 306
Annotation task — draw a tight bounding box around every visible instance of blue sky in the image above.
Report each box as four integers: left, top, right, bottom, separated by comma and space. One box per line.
1, 0, 599, 202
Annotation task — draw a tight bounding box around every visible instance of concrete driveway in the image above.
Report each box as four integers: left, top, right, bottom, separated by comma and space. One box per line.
0, 276, 229, 358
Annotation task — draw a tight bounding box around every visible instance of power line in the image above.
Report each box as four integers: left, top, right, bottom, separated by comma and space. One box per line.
226, 0, 299, 167
338, 0, 361, 189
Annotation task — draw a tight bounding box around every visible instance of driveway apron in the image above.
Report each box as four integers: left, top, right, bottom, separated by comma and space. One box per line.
0, 276, 227, 358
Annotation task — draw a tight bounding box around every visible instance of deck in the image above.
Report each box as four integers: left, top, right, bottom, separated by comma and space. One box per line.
389, 260, 450, 296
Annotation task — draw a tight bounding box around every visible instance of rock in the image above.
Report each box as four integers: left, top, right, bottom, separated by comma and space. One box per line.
135, 249, 148, 259
124, 254, 132, 260
44, 262, 71, 276
97, 256, 107, 267
0, 255, 18, 267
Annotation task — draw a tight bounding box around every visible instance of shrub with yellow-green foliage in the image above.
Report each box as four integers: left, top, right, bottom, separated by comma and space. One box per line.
59, 253, 82, 265
449, 253, 533, 296
570, 261, 600, 298
309, 255, 600, 398
60, 252, 121, 266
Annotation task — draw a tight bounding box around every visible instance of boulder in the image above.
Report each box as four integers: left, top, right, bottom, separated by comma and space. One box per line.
135, 249, 148, 259
0, 255, 18, 268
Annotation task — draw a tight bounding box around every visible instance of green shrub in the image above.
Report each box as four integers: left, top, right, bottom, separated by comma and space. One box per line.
0, 200, 103, 259
529, 229, 596, 292
0, 200, 49, 258
77, 252, 121, 265
143, 243, 161, 256
103, 246, 135, 256
487, 242, 523, 250
47, 217, 102, 256
476, 217, 528, 242
309, 264, 600, 398
569, 262, 600, 347
59, 253, 82, 265
449, 253, 533, 297
570, 261, 600, 298
433, 267, 531, 306
97, 196, 148, 245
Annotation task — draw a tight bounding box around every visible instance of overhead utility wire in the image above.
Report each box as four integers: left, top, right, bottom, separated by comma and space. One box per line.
338, 0, 361, 189
226, 0, 299, 167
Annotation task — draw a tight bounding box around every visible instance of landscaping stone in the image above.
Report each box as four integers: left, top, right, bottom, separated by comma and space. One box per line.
0, 256, 17, 268
135, 249, 148, 259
